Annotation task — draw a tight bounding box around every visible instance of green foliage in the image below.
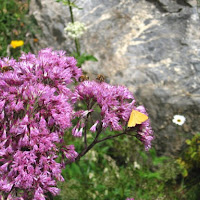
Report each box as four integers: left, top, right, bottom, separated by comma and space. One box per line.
176, 133, 200, 200
177, 133, 200, 177
0, 0, 37, 58
56, 0, 97, 68
72, 52, 98, 67
55, 133, 184, 200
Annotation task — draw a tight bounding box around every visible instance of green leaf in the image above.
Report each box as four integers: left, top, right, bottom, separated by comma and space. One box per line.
182, 169, 188, 177
185, 139, 191, 145
191, 152, 197, 158
72, 53, 98, 67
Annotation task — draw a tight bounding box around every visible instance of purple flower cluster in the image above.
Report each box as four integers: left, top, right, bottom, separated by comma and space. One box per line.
72, 81, 153, 150
0, 49, 80, 199
135, 106, 154, 150
73, 81, 135, 132
0, 48, 153, 199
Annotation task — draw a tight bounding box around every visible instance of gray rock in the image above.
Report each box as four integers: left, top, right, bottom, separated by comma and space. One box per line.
29, 0, 200, 156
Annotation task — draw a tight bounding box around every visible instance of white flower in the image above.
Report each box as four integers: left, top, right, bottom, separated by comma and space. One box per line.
89, 172, 94, 179
103, 168, 108, 173
64, 21, 86, 39
133, 161, 140, 169
172, 115, 186, 126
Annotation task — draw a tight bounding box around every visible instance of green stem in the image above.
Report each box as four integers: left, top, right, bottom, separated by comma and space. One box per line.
75, 38, 80, 56
68, 0, 74, 23
67, 0, 81, 56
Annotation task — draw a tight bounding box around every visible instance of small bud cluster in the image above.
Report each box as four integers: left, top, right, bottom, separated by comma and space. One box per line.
64, 21, 86, 39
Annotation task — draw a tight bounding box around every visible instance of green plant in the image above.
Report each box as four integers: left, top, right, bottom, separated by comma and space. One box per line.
72, 52, 98, 67
177, 133, 200, 177
56, 0, 98, 67
55, 132, 184, 200
176, 133, 200, 200
0, 0, 37, 58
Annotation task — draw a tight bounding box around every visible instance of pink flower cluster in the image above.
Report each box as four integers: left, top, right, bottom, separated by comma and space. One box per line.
0, 49, 80, 199
72, 81, 153, 150
135, 106, 154, 151
72, 81, 135, 133
0, 48, 153, 199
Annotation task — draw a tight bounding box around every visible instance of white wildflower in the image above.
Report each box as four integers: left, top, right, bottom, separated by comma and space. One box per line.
89, 172, 94, 179
103, 168, 108, 173
172, 115, 186, 126
133, 161, 140, 169
64, 21, 86, 39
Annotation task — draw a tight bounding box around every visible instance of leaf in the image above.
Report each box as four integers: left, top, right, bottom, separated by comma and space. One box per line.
72, 53, 98, 67
182, 169, 188, 177
191, 152, 197, 158
185, 139, 191, 145
152, 156, 168, 166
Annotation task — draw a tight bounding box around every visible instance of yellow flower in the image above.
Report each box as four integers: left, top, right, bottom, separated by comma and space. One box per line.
10, 40, 24, 48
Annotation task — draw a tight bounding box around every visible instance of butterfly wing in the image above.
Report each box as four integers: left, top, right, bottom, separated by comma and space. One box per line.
134, 110, 148, 124
128, 110, 137, 127
128, 110, 148, 127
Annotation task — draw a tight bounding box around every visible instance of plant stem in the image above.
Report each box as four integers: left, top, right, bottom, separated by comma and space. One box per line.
67, 0, 81, 56
83, 114, 89, 149
75, 38, 80, 56
74, 127, 138, 162
96, 131, 128, 143
68, 0, 74, 23
75, 123, 102, 161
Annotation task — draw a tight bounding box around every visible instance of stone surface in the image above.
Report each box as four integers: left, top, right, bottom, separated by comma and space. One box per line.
29, 0, 200, 156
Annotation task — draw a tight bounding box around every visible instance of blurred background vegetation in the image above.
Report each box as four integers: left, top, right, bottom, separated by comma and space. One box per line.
0, 0, 200, 199
0, 0, 38, 58
53, 129, 200, 200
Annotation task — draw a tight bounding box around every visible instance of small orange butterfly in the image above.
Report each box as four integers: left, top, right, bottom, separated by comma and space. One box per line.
128, 110, 148, 127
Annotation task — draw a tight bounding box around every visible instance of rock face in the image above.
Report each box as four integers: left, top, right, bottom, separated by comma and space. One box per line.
29, 0, 200, 155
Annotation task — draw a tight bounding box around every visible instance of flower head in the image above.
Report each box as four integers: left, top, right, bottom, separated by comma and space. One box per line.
73, 81, 135, 131
133, 161, 140, 169
64, 21, 86, 39
90, 120, 99, 133
0, 49, 81, 199
135, 106, 154, 151
10, 40, 24, 48
172, 115, 186, 126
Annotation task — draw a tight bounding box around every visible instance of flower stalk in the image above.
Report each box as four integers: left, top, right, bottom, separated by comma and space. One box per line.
67, 0, 81, 56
